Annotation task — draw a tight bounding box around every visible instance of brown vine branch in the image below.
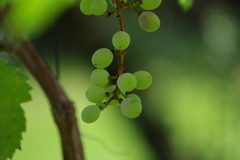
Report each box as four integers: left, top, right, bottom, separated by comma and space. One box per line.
14, 41, 85, 160
1, 5, 84, 159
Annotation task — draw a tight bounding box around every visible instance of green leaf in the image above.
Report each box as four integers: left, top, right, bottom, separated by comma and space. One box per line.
7, 0, 77, 38
178, 0, 194, 12
0, 59, 32, 160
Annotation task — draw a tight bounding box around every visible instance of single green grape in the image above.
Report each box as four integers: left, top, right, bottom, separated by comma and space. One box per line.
90, 69, 109, 86
109, 0, 127, 7
117, 73, 137, 92
90, 0, 108, 16
81, 105, 101, 123
140, 0, 162, 10
112, 31, 130, 50
92, 48, 113, 69
126, 94, 141, 103
133, 71, 152, 90
139, 11, 160, 32
120, 97, 142, 118
80, 0, 92, 15
86, 86, 105, 103
105, 85, 125, 106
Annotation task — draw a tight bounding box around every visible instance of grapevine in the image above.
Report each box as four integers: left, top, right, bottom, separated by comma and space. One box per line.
80, 0, 161, 123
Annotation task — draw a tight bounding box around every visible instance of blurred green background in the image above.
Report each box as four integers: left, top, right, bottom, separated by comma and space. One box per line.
1, 0, 240, 159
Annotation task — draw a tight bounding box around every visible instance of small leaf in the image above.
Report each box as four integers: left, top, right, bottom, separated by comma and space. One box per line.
0, 59, 32, 160
178, 0, 194, 12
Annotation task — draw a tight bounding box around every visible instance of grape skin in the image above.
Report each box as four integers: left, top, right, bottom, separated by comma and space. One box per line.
140, 0, 162, 10
120, 97, 142, 118
112, 31, 131, 50
90, 69, 109, 86
139, 11, 160, 32
80, 0, 92, 15
117, 73, 137, 92
126, 94, 141, 103
92, 48, 113, 69
86, 86, 105, 103
81, 105, 101, 123
133, 71, 152, 90
90, 0, 108, 16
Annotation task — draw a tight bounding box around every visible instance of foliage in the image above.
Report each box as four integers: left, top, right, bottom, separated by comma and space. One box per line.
4, 0, 77, 38
0, 60, 31, 160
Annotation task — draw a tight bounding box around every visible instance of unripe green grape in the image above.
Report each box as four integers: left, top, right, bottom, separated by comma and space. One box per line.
126, 94, 141, 103
92, 48, 113, 69
133, 71, 152, 90
112, 31, 130, 50
80, 0, 92, 15
105, 85, 125, 106
90, 0, 108, 16
90, 69, 109, 86
120, 97, 142, 118
140, 0, 162, 10
109, 0, 127, 7
86, 86, 105, 103
81, 105, 100, 123
117, 73, 137, 92
139, 11, 160, 32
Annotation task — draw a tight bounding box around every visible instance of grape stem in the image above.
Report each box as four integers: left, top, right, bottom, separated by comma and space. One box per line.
106, 1, 142, 17
116, 0, 125, 76
123, 1, 142, 16
113, 0, 125, 102
106, 0, 131, 106
108, 75, 118, 80
116, 0, 125, 31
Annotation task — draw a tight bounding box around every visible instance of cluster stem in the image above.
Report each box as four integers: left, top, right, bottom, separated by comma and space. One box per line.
116, 0, 125, 77
105, 0, 127, 106
112, 0, 126, 100
116, 0, 125, 31
116, 0, 125, 76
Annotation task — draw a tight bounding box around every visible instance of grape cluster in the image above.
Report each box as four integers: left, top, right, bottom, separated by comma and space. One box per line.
80, 0, 161, 123
82, 35, 152, 123
79, 0, 161, 33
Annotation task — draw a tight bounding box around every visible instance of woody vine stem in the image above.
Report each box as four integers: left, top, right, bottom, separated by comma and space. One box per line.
0, 5, 85, 160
